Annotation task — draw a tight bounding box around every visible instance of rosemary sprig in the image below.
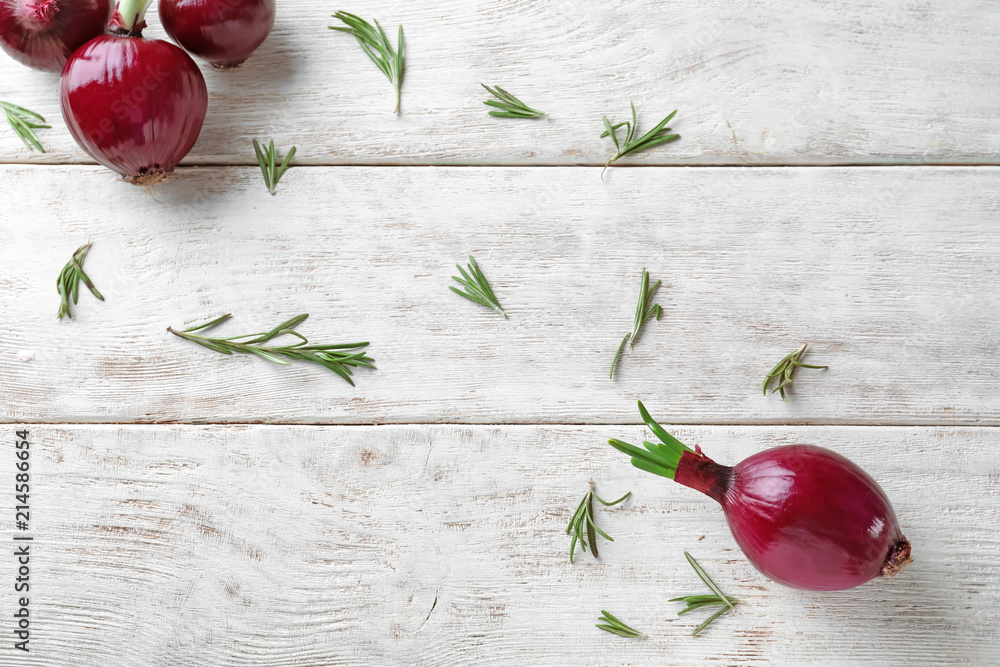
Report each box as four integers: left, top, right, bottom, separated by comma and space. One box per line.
669, 552, 740, 636
168, 314, 374, 386
253, 139, 296, 195
481, 84, 547, 119
56, 241, 105, 319
330, 11, 404, 113
609, 268, 662, 379
762, 343, 828, 401
1, 101, 50, 153
450, 256, 506, 317
600, 103, 679, 180
596, 610, 643, 638
566, 486, 630, 563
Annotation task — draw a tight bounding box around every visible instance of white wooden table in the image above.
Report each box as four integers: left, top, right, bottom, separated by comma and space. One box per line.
2, 1, 998, 664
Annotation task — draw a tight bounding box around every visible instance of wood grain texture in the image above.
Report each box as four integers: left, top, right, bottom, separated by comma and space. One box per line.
2, 0, 999, 166
2, 424, 996, 666
2, 165, 999, 425
3, 2, 996, 663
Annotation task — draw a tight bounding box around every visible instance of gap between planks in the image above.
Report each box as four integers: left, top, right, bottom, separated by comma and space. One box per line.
4, 161, 1000, 169
9, 421, 1000, 428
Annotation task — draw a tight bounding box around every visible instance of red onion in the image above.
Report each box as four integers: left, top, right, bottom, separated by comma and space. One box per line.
159, 0, 275, 70
60, 0, 208, 185
0, 0, 110, 72
609, 402, 912, 591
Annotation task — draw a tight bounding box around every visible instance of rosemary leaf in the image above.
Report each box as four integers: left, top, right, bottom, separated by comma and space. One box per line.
168, 313, 374, 386
692, 605, 732, 636
183, 313, 233, 333
610, 334, 629, 378
330, 11, 404, 113
481, 84, 547, 119
600, 102, 679, 180
450, 255, 506, 317
56, 241, 105, 319
609, 268, 662, 379
1, 101, 50, 153
253, 139, 295, 195
566, 486, 630, 563
762, 343, 828, 401
675, 600, 730, 615
596, 610, 643, 638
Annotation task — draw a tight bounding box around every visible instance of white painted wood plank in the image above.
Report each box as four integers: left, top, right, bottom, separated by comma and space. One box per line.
2, 165, 999, 425
3, 424, 996, 665
2, 0, 998, 166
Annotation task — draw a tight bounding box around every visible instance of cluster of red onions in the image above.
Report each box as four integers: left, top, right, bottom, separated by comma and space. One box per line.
610, 402, 912, 591
2, 0, 275, 184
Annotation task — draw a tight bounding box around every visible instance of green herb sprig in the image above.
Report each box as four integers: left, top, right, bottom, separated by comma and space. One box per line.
567, 487, 630, 563
168, 314, 374, 386
450, 256, 506, 317
600, 103, 678, 180
670, 552, 740, 636
330, 12, 404, 113
481, 84, 547, 119
57, 241, 104, 319
609, 268, 662, 379
253, 139, 295, 195
762, 343, 828, 401
2, 101, 50, 153
595, 610, 643, 638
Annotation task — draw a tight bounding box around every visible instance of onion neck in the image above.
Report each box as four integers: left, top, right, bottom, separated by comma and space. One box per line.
21, 0, 60, 26
673, 451, 732, 504
109, 0, 152, 35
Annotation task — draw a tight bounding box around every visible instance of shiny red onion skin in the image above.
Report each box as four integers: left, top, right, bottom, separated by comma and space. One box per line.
0, 0, 111, 72
675, 445, 909, 591
159, 0, 275, 69
60, 27, 208, 184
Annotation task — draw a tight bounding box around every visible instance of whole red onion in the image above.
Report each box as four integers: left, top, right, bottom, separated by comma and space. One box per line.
0, 0, 111, 72
159, 0, 275, 70
60, 0, 207, 185
609, 402, 912, 591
